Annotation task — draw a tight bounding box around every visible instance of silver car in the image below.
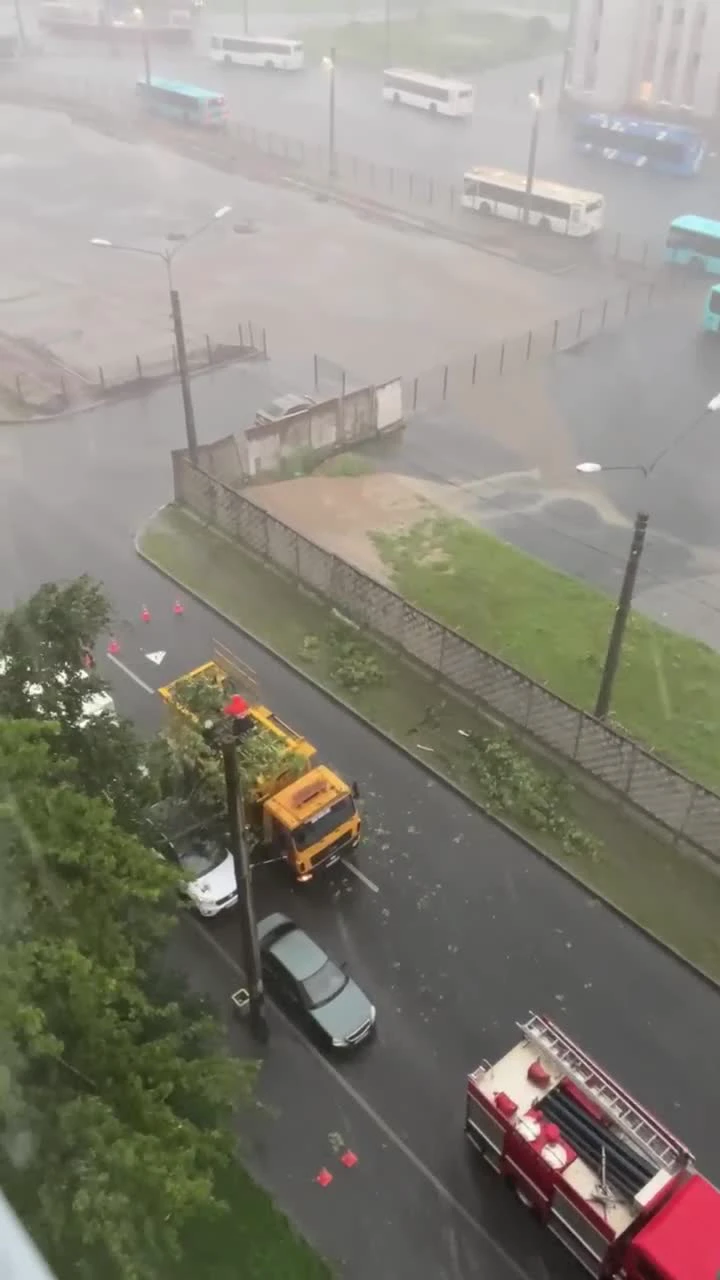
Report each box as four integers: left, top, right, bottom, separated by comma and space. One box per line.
257, 912, 376, 1050
254, 393, 315, 427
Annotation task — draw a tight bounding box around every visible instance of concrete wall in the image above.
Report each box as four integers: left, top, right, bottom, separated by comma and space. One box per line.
244, 378, 403, 477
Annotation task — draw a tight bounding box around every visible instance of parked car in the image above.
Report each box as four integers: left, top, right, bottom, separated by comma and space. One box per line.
145, 799, 237, 918
258, 912, 376, 1049
0, 658, 116, 728
254, 393, 315, 427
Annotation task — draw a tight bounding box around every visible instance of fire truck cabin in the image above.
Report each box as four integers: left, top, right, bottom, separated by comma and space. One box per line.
465, 1014, 720, 1279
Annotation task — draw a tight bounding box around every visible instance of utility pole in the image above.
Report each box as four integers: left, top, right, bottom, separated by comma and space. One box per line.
140, 21, 151, 83
523, 76, 544, 225
221, 739, 268, 1043
594, 511, 649, 720
170, 288, 199, 465
328, 47, 337, 178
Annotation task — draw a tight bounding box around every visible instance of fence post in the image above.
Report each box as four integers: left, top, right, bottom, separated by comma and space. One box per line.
238, 322, 244, 347
314, 353, 319, 392
412, 376, 418, 411
552, 317, 559, 349
614, 230, 621, 260
499, 342, 505, 375
576, 309, 584, 340
136, 354, 143, 380
526, 329, 532, 360
471, 352, 477, 385
442, 364, 448, 399
248, 320, 255, 348
206, 334, 213, 365
601, 298, 608, 329
428, 178, 434, 205
625, 287, 632, 318
15, 373, 23, 403
60, 374, 68, 406
97, 365, 105, 391
262, 328, 268, 358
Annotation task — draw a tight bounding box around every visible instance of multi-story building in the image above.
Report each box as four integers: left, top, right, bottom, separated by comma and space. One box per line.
565, 0, 720, 121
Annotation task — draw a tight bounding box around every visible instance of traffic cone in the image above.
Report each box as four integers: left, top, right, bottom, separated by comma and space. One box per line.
140, 605, 151, 623
107, 637, 120, 656
172, 599, 184, 617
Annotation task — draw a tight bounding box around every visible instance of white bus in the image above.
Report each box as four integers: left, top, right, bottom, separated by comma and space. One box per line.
461, 167, 604, 237
382, 68, 474, 117
209, 34, 304, 70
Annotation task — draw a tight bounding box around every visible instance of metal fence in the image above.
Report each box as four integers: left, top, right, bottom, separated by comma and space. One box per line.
403, 274, 684, 414
0, 71, 666, 272
11, 322, 266, 415
173, 453, 720, 862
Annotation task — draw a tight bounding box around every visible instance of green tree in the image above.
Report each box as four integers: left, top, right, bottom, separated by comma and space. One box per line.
0, 576, 156, 829
0, 719, 255, 1280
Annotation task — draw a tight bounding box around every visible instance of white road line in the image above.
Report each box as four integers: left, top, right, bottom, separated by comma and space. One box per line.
343, 861, 380, 893
106, 652, 157, 696
188, 917, 531, 1280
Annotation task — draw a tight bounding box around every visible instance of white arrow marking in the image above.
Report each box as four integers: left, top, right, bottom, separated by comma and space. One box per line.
146, 650, 166, 665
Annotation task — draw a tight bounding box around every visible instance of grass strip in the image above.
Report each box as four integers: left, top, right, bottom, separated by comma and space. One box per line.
372, 515, 720, 792
138, 504, 720, 981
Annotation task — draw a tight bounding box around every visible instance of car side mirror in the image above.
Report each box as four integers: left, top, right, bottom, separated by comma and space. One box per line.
351, 781, 360, 799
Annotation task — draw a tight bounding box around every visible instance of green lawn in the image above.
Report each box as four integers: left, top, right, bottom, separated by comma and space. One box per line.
295, 10, 564, 73
176, 1161, 333, 1279
137, 505, 720, 980
373, 515, 720, 791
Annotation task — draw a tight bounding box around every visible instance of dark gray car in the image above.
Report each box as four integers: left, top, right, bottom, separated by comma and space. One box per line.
257, 912, 376, 1050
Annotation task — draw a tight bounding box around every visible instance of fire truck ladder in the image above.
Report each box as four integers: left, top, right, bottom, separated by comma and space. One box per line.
519, 1013, 693, 1174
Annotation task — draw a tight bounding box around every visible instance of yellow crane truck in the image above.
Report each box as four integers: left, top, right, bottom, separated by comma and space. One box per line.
158, 644, 361, 882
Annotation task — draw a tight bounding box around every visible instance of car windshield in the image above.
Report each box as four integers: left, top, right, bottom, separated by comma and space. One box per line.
293, 795, 355, 850
176, 834, 228, 879
302, 959, 348, 1008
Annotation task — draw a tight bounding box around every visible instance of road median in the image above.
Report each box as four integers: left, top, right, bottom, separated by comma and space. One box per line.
137, 503, 720, 985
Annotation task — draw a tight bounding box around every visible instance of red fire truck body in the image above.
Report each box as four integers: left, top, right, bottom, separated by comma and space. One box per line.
465, 1013, 720, 1279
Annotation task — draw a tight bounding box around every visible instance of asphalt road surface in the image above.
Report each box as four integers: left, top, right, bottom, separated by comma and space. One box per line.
14, 29, 720, 242
2, 363, 720, 1276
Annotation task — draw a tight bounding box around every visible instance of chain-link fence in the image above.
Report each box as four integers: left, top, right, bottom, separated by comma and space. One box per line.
173, 452, 720, 863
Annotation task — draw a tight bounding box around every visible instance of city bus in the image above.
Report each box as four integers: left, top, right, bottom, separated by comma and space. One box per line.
136, 77, 228, 127
461, 167, 604, 237
666, 215, 720, 274
575, 113, 705, 176
209, 34, 304, 70
382, 68, 474, 117
703, 284, 720, 332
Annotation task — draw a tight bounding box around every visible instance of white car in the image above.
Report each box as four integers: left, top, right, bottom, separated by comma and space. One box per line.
145, 801, 237, 918
254, 393, 316, 427
0, 659, 116, 728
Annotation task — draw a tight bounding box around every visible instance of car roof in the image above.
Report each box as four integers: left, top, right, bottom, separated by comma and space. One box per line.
266, 393, 310, 413
271, 926, 328, 982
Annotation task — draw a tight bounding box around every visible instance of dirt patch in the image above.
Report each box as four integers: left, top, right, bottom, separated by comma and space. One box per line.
250, 473, 433, 582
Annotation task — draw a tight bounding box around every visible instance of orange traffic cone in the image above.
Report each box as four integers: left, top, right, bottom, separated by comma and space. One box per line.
107, 637, 120, 656
141, 605, 151, 623
172, 599, 184, 617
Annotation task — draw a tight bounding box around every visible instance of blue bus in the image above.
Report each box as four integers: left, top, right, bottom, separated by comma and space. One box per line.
136, 77, 228, 128
575, 113, 705, 176
703, 284, 720, 332
665, 215, 720, 274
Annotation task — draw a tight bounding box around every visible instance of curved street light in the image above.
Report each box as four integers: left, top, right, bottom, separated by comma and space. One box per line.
91, 206, 232, 462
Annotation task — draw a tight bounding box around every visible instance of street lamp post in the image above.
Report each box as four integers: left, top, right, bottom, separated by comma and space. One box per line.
90, 205, 231, 465
523, 77, 544, 226
576, 391, 720, 719
133, 7, 151, 83
220, 699, 268, 1043
323, 49, 337, 179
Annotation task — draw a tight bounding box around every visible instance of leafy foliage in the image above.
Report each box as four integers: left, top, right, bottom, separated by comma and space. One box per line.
464, 733, 599, 858
328, 624, 385, 693
0, 719, 254, 1280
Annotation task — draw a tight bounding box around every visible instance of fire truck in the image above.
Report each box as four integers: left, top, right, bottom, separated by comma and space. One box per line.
465, 1013, 720, 1279
158, 645, 361, 882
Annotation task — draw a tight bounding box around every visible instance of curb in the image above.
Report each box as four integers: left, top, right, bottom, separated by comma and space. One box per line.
135, 507, 720, 995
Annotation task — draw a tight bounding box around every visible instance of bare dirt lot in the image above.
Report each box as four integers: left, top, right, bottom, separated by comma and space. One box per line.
0, 101, 607, 411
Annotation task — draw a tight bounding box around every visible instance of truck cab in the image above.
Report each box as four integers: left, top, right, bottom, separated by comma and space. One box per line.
264, 767, 360, 881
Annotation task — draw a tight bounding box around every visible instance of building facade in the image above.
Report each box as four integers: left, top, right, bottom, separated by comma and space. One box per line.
565, 0, 720, 121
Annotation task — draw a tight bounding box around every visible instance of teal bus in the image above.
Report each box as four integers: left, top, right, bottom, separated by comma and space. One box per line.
665, 214, 720, 274
703, 284, 720, 332
136, 77, 228, 128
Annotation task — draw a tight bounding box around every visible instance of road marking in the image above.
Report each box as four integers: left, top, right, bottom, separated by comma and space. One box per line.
146, 650, 167, 665
106, 652, 156, 695
343, 861, 380, 893
189, 917, 531, 1280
